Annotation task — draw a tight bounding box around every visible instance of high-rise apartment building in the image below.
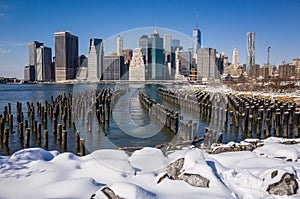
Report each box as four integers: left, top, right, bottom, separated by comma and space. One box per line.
148, 28, 164, 80
54, 31, 78, 81
246, 32, 255, 74
88, 38, 103, 81
197, 48, 217, 80
36, 46, 52, 81
117, 35, 123, 56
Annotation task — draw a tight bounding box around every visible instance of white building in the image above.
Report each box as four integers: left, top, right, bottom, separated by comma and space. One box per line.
117, 35, 123, 56
88, 38, 103, 81
36, 46, 52, 81
129, 48, 145, 81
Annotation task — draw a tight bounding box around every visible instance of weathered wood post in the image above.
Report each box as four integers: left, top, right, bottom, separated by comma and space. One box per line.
295, 112, 300, 137
18, 122, 24, 140
8, 114, 13, 133
44, 130, 48, 150
283, 112, 289, 138
80, 138, 85, 156
275, 112, 281, 137
3, 128, 9, 146
62, 130, 67, 151
0, 118, 4, 142
25, 128, 30, 148
57, 124, 62, 142
76, 131, 80, 153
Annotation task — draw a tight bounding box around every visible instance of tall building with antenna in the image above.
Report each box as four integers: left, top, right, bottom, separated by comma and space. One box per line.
193, 16, 201, 60
246, 32, 255, 74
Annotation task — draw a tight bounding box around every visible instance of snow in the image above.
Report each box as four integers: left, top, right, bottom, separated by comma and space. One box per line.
1, 138, 300, 199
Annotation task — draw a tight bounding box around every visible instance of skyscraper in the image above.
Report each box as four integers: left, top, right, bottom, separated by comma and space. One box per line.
117, 35, 123, 56
88, 38, 103, 81
172, 39, 180, 47
28, 41, 43, 80
197, 48, 217, 80
24, 65, 35, 82
148, 28, 164, 80
193, 27, 201, 59
103, 55, 126, 80
36, 46, 52, 81
232, 48, 239, 67
139, 35, 149, 65
54, 31, 78, 81
246, 32, 255, 74
129, 48, 145, 81
164, 34, 172, 63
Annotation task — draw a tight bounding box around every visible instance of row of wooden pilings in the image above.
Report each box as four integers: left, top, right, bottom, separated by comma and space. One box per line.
228, 94, 300, 138
72, 88, 126, 133
0, 88, 126, 156
139, 91, 198, 141
157, 87, 300, 140
157, 88, 228, 144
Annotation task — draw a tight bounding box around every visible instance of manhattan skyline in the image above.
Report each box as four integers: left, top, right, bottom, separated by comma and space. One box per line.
0, 0, 299, 78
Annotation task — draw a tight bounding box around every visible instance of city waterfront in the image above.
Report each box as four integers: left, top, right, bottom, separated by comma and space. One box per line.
2, 83, 299, 156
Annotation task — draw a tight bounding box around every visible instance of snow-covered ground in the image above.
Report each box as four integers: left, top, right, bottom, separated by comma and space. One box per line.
1, 137, 300, 199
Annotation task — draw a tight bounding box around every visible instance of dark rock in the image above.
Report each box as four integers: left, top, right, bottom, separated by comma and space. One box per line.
267, 173, 298, 196
271, 170, 278, 179
179, 173, 210, 188
166, 158, 184, 180
161, 158, 210, 188
101, 187, 125, 199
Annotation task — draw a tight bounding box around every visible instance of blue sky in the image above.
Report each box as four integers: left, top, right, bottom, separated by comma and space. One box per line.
0, 0, 299, 78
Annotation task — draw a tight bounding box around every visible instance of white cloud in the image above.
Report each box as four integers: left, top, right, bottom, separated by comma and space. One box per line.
0, 48, 11, 54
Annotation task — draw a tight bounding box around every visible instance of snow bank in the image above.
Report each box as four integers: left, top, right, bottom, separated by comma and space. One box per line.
1, 138, 300, 198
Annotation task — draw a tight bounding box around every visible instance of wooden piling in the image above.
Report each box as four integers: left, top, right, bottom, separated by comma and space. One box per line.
44, 130, 48, 149
25, 128, 30, 148
57, 124, 62, 142
62, 130, 67, 150
80, 138, 85, 156
3, 128, 9, 146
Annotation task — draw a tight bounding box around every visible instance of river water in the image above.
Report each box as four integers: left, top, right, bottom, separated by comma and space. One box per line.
0, 83, 242, 155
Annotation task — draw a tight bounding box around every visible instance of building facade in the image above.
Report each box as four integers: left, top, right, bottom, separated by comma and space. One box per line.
88, 38, 103, 81
246, 32, 255, 75
249, 64, 260, 78
279, 64, 296, 79
148, 29, 164, 80
54, 31, 78, 81
121, 49, 133, 65
232, 48, 239, 67
24, 65, 35, 82
197, 48, 217, 80
164, 34, 172, 63
139, 35, 149, 64
36, 46, 52, 81
178, 51, 192, 77
129, 48, 145, 81
103, 55, 127, 80
28, 41, 43, 80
